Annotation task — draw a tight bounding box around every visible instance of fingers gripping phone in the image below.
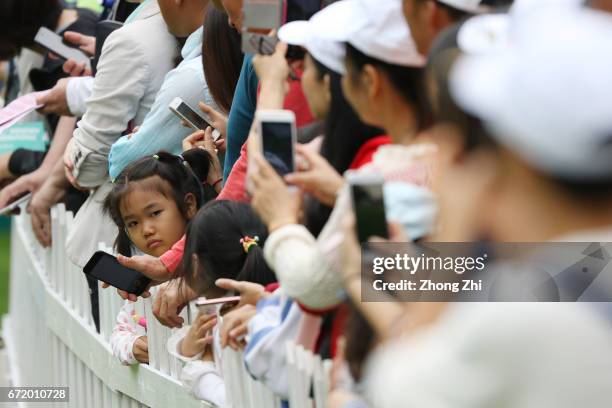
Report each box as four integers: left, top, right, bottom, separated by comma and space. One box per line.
83, 251, 151, 295
348, 173, 389, 243
195, 296, 241, 315
242, 0, 282, 54
255, 109, 297, 176
34, 27, 91, 66
0, 193, 32, 216
168, 97, 221, 141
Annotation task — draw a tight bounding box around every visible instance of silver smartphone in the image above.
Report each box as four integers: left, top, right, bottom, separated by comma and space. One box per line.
168, 97, 221, 141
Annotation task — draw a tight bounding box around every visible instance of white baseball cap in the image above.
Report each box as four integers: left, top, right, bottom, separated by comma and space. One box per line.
309, 0, 425, 68
450, 7, 612, 181
438, 0, 486, 13
278, 19, 346, 74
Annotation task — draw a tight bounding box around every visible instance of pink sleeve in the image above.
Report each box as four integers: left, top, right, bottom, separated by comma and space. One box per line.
217, 144, 250, 203
160, 235, 186, 274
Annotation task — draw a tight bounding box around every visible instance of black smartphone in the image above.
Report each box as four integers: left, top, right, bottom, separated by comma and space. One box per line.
83, 251, 151, 295
348, 174, 389, 243
34, 27, 90, 65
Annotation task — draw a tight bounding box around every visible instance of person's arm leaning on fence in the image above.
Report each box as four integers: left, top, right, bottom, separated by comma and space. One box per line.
28, 159, 71, 247
109, 300, 148, 365
0, 116, 77, 208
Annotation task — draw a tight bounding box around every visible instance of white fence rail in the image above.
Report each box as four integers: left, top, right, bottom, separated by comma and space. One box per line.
2, 205, 331, 407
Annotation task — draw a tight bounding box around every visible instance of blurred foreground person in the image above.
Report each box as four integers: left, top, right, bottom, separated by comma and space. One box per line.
359, 6, 612, 408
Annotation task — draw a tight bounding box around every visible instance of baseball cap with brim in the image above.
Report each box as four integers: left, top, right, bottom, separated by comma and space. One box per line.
450, 7, 612, 181
438, 0, 487, 13
311, 0, 425, 69
278, 20, 347, 74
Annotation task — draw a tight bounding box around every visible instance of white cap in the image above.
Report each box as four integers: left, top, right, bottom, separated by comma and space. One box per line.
438, 0, 485, 13
310, 0, 425, 68
451, 7, 612, 181
278, 20, 346, 74
458, 0, 585, 55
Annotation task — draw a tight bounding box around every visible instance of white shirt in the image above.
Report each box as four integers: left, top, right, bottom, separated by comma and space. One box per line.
363, 302, 612, 408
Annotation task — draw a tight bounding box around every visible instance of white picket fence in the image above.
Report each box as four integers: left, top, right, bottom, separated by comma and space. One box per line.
2, 205, 332, 407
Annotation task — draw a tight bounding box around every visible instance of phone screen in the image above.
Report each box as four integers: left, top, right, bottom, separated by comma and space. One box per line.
176, 103, 210, 130
261, 122, 294, 176
351, 183, 389, 243
83, 252, 151, 295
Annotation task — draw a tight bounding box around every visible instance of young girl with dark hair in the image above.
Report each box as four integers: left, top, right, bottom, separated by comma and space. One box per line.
103, 149, 214, 366
166, 200, 276, 407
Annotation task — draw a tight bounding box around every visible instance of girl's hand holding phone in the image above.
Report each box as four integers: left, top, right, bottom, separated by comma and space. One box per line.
180, 312, 217, 358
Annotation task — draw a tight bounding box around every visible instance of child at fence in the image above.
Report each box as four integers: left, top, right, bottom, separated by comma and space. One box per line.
103, 149, 217, 365
166, 199, 277, 406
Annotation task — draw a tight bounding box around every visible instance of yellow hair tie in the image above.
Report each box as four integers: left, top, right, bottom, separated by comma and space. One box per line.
240, 236, 259, 253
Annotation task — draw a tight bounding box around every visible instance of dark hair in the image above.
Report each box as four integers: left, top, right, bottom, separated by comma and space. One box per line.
179, 200, 277, 295
0, 0, 63, 60
345, 43, 431, 131
344, 302, 376, 382
103, 149, 213, 255
303, 55, 385, 235
202, 6, 244, 113
434, 0, 472, 22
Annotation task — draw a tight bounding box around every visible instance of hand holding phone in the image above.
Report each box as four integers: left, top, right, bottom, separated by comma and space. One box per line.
0, 193, 32, 216
241, 0, 282, 54
169, 97, 221, 141
34, 27, 91, 66
348, 173, 389, 243
83, 251, 152, 295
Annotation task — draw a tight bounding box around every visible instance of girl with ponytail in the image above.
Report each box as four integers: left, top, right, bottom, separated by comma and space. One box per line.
165, 199, 276, 407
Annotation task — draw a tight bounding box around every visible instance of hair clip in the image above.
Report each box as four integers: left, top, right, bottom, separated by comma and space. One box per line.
152, 154, 159, 160
240, 235, 259, 253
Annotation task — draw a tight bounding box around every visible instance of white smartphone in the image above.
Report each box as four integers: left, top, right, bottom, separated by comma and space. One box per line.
195, 296, 241, 315
346, 172, 389, 243
0, 193, 32, 216
34, 27, 91, 66
255, 109, 297, 176
168, 97, 221, 141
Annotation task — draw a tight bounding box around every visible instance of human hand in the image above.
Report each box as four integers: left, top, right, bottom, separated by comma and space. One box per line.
116, 253, 172, 281
37, 78, 71, 116
198, 101, 228, 150
28, 177, 66, 247
152, 278, 197, 328
0, 170, 46, 209
62, 139, 86, 190
132, 336, 149, 364
180, 312, 217, 358
60, 32, 95, 77
219, 304, 257, 350
285, 144, 344, 207
252, 42, 290, 89
215, 278, 267, 308
249, 153, 302, 232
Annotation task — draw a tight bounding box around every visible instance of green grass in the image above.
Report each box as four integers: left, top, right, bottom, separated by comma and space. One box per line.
0, 218, 10, 327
